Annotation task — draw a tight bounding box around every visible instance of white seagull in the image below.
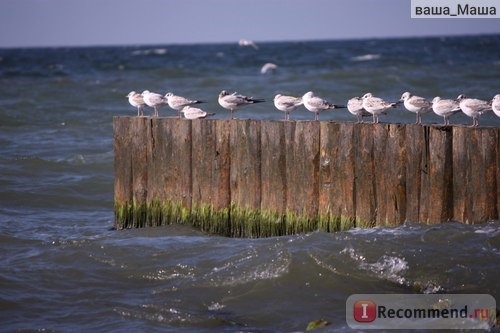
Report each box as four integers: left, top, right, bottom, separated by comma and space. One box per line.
400, 92, 432, 125
165, 92, 204, 118
141, 90, 168, 117
238, 39, 259, 50
181, 106, 215, 120
260, 63, 277, 74
126, 91, 146, 116
302, 91, 345, 121
273, 94, 303, 120
431, 97, 461, 126
218, 90, 265, 119
347, 97, 371, 123
491, 94, 500, 118
456, 94, 492, 127
362, 93, 397, 124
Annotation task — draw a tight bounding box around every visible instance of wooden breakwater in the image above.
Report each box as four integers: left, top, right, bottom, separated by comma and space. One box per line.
114, 116, 499, 237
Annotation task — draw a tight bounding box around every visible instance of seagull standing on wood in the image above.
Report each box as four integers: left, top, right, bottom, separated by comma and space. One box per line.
126, 91, 146, 116
362, 93, 397, 124
273, 94, 303, 120
456, 94, 492, 127
141, 90, 168, 117
165, 92, 204, 118
218, 90, 265, 119
302, 91, 345, 121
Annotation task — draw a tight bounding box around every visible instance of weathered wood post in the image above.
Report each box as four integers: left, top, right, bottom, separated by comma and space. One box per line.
114, 116, 498, 236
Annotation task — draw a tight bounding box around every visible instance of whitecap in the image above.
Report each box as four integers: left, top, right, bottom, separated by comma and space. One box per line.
351, 54, 381, 62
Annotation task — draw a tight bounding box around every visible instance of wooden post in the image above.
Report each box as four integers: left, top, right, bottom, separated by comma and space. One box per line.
114, 117, 498, 235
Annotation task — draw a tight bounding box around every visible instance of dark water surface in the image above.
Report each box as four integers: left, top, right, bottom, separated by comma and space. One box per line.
1, 35, 499, 332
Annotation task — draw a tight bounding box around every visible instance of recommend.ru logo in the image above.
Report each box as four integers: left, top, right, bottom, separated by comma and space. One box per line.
346, 294, 496, 330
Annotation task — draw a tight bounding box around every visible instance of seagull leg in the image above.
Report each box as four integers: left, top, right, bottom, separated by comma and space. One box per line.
416, 113, 420, 124
315, 112, 319, 121
357, 114, 362, 124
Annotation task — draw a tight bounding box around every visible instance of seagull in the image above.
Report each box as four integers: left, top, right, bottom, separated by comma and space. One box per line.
126, 91, 146, 116
218, 90, 265, 119
141, 90, 168, 117
238, 39, 258, 50
400, 92, 432, 124
491, 94, 500, 118
181, 106, 215, 120
302, 91, 345, 121
165, 92, 204, 118
274, 94, 303, 120
347, 97, 371, 123
260, 63, 277, 74
456, 94, 492, 127
362, 93, 397, 124
431, 97, 461, 126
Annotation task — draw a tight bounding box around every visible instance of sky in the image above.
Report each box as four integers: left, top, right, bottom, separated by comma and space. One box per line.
0, 0, 499, 48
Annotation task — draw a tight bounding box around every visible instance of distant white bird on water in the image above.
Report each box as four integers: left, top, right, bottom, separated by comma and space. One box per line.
141, 90, 168, 117
456, 94, 492, 127
126, 91, 146, 116
491, 94, 500, 118
400, 92, 432, 125
302, 91, 345, 121
260, 63, 277, 74
238, 39, 259, 50
165, 92, 204, 118
347, 97, 371, 123
181, 106, 215, 120
273, 94, 303, 120
218, 90, 265, 119
362, 93, 397, 124
431, 97, 461, 126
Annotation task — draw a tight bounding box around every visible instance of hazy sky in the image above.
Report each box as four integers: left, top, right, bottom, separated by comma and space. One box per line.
0, 0, 499, 47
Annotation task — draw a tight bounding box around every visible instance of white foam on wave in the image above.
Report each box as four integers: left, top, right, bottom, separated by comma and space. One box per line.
131, 48, 168, 56
341, 247, 408, 285
351, 53, 381, 62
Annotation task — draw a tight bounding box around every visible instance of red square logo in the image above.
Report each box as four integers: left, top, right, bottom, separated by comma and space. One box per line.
353, 300, 377, 322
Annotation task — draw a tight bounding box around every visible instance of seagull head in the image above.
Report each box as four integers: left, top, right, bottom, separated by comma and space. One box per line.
127, 91, 137, 98
432, 96, 441, 104
456, 94, 467, 101
400, 92, 411, 101
219, 90, 229, 97
362, 93, 373, 99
